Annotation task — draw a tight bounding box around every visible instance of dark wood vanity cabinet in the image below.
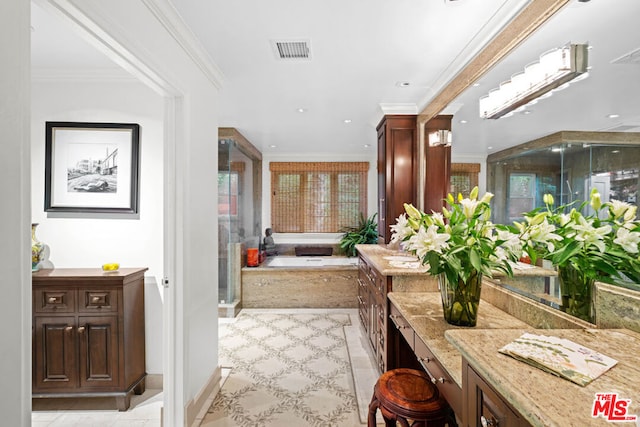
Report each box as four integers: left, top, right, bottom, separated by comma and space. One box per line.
358, 256, 390, 373
376, 114, 418, 243
32, 268, 147, 411
464, 360, 529, 427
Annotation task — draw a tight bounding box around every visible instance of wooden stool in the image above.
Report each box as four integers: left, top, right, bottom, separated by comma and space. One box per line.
368, 368, 449, 427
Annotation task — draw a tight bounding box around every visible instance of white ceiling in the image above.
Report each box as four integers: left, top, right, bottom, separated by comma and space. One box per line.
30, 0, 640, 157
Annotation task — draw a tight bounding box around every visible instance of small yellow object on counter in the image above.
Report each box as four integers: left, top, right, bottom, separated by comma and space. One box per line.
102, 262, 120, 271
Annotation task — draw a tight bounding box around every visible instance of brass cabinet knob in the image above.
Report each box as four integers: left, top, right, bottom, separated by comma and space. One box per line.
48, 297, 58, 303
77, 326, 85, 333
65, 326, 73, 332
91, 296, 101, 303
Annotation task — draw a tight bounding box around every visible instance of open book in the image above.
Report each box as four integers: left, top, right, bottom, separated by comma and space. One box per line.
498, 333, 618, 386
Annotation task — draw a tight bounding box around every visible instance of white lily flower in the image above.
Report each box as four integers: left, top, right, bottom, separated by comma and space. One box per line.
389, 214, 413, 244
614, 228, 640, 254
407, 225, 450, 259
572, 216, 611, 253
459, 198, 479, 219
609, 200, 633, 219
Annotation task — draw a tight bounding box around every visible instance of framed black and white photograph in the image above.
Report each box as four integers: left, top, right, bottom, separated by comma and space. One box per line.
44, 122, 140, 214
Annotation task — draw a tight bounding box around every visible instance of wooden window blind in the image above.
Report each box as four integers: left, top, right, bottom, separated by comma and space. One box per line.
270, 162, 369, 233
450, 163, 481, 198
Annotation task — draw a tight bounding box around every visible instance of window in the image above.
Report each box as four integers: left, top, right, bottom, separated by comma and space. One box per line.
270, 162, 369, 233
450, 163, 480, 198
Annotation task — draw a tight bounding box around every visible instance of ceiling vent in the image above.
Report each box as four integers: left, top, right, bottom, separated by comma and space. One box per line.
271, 40, 311, 60
611, 47, 640, 65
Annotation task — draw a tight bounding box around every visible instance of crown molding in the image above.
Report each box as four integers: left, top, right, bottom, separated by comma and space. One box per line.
140, 0, 224, 90
379, 103, 418, 115
34, 0, 224, 94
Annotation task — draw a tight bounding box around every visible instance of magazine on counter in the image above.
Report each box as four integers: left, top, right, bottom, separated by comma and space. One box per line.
498, 333, 618, 386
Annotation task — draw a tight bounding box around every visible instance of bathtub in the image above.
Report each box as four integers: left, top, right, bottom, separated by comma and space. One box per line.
265, 256, 358, 268
241, 256, 358, 308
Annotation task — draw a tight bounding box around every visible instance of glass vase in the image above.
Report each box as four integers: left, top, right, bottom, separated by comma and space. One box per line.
438, 269, 483, 327
31, 223, 44, 272
557, 263, 595, 323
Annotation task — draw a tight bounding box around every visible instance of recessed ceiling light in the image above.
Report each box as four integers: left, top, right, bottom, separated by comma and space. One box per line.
297, 108, 306, 113
269, 144, 277, 148
343, 119, 352, 124
522, 110, 532, 115
607, 114, 620, 118
459, 120, 467, 124
487, 146, 493, 150
363, 144, 370, 148
472, 83, 480, 87
396, 81, 411, 87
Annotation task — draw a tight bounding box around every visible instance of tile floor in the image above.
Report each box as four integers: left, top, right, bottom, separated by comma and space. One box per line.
31, 388, 163, 426
31, 308, 379, 427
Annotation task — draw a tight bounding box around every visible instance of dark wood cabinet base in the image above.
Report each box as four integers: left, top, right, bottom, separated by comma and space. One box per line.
32, 268, 148, 411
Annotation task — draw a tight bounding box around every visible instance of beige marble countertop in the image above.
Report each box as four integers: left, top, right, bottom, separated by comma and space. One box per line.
356, 243, 556, 277
356, 244, 430, 275
388, 292, 530, 387
446, 327, 640, 426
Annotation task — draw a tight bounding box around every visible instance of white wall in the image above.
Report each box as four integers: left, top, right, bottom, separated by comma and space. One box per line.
40, 1, 223, 424
0, 1, 31, 425
31, 78, 165, 374
262, 152, 378, 244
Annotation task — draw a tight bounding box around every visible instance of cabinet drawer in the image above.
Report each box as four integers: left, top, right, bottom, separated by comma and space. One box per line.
34, 289, 75, 313
467, 364, 525, 427
415, 336, 462, 417
79, 289, 118, 313
389, 303, 414, 349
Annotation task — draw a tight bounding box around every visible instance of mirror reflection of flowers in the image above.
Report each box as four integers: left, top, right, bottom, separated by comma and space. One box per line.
517, 189, 640, 286
390, 187, 522, 284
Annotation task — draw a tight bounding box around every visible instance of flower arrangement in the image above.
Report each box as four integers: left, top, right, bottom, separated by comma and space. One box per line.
517, 189, 640, 287
391, 187, 521, 281
390, 187, 522, 326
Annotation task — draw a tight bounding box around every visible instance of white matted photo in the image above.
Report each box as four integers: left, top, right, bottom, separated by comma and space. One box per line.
45, 122, 140, 214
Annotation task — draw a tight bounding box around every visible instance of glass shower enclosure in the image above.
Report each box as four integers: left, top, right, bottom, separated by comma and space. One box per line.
218, 130, 262, 316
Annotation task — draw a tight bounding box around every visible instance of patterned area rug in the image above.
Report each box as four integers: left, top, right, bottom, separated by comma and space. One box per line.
203, 311, 363, 426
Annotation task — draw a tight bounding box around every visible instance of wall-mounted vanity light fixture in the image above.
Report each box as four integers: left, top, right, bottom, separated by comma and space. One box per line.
479, 43, 589, 119
428, 130, 452, 146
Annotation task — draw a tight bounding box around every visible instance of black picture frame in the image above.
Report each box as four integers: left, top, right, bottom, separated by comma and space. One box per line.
44, 121, 140, 214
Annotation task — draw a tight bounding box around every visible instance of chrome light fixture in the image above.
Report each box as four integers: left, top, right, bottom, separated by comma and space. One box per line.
428, 130, 452, 146
479, 43, 589, 119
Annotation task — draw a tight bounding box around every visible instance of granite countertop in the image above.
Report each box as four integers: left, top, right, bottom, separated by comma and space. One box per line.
388, 292, 530, 387
356, 244, 430, 275
356, 243, 555, 278
446, 328, 640, 426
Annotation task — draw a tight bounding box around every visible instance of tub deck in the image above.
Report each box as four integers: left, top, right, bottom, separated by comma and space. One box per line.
241, 256, 358, 308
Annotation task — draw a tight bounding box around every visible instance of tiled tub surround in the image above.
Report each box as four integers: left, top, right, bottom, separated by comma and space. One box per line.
447, 328, 640, 426
241, 258, 358, 308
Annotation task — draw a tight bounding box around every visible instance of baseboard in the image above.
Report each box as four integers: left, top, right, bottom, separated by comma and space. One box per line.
186, 366, 222, 427
146, 373, 163, 390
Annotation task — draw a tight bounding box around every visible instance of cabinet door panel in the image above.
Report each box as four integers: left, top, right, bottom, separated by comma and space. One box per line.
33, 316, 77, 390
79, 316, 119, 389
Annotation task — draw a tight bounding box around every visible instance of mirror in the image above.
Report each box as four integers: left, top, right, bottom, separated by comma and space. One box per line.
447, 0, 640, 157
440, 0, 640, 315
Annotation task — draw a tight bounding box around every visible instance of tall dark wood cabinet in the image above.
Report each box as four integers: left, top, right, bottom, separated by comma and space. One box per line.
423, 115, 452, 213
32, 268, 147, 411
377, 115, 418, 243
